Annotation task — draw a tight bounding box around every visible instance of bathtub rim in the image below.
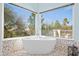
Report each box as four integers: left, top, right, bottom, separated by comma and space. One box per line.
3, 35, 74, 41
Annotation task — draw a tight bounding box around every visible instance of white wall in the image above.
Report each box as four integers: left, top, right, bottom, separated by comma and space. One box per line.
74, 4, 79, 41
0, 4, 2, 54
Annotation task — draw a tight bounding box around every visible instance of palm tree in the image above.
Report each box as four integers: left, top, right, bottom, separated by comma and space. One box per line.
63, 18, 69, 26
63, 18, 70, 30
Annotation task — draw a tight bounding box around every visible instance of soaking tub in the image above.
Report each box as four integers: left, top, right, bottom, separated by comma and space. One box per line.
22, 36, 56, 55
3, 35, 74, 55
3, 36, 56, 55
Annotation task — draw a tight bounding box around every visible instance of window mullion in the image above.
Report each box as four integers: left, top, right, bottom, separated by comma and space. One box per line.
35, 13, 41, 36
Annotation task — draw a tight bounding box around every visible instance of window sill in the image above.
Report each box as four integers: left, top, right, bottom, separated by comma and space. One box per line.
3, 35, 74, 41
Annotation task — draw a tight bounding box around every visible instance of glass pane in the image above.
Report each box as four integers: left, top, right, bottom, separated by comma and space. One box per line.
4, 4, 35, 38
41, 5, 73, 38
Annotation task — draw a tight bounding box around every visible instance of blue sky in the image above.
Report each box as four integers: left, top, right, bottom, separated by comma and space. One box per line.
42, 5, 72, 26
4, 3, 32, 24
5, 3, 72, 26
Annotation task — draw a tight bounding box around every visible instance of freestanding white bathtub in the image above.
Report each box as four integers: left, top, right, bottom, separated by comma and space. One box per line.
22, 36, 56, 55
3, 36, 56, 55
3, 35, 74, 55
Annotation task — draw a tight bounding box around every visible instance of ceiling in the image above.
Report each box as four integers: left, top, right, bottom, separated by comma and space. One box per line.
14, 3, 71, 13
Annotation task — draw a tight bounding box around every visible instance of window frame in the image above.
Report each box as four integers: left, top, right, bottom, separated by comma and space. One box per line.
3, 3, 74, 40
3, 3, 37, 40
39, 3, 74, 40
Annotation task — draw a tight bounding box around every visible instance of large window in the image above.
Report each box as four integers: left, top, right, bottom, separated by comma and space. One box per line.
4, 4, 35, 38
41, 5, 73, 38
4, 3, 73, 39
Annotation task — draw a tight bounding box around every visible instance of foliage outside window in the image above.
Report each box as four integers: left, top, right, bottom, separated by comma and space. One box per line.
41, 5, 73, 38
4, 4, 35, 38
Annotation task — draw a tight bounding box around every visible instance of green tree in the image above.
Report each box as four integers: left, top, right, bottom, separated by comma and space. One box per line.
54, 20, 61, 29
62, 18, 70, 30
28, 13, 36, 35
49, 21, 54, 30
4, 6, 26, 38
63, 18, 69, 26
4, 6, 16, 38
41, 15, 45, 30
15, 17, 26, 36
